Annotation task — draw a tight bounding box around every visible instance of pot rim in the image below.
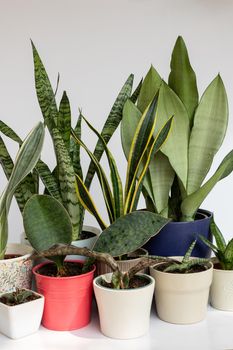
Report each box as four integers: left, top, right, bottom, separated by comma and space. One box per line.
0, 244, 33, 263
33, 259, 96, 280
213, 266, 233, 273
150, 259, 213, 276
0, 288, 44, 310
93, 273, 154, 292
167, 208, 213, 226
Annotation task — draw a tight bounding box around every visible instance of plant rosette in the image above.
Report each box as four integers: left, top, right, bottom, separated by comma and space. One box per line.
150, 258, 213, 324
93, 272, 155, 339
0, 288, 44, 339
95, 248, 148, 276
210, 265, 233, 311
0, 243, 33, 293
33, 260, 96, 331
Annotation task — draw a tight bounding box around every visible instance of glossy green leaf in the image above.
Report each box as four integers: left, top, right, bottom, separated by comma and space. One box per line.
85, 74, 134, 189
93, 211, 170, 257
187, 75, 228, 195
155, 81, 189, 188
137, 66, 162, 113
181, 150, 233, 221
168, 36, 198, 122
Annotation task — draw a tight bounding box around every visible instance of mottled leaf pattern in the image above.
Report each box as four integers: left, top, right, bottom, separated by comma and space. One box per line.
58, 91, 71, 150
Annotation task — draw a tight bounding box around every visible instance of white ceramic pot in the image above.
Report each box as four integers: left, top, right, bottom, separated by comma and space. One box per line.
93, 273, 155, 339
0, 289, 44, 339
67, 225, 100, 261
210, 267, 233, 311
95, 248, 148, 276
150, 260, 213, 324
0, 244, 33, 293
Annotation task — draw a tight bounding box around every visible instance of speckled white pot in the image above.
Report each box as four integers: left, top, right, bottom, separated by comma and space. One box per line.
0, 289, 44, 339
0, 244, 33, 293
94, 273, 155, 339
150, 260, 213, 324
210, 267, 233, 311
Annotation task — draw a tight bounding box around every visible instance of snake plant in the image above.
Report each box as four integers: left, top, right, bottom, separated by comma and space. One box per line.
0, 42, 134, 241
72, 94, 173, 229
0, 122, 44, 259
200, 220, 233, 270
121, 36, 233, 222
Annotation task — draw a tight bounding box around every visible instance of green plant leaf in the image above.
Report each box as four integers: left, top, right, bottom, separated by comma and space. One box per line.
75, 174, 107, 230
130, 78, 143, 103
187, 75, 228, 195
70, 113, 83, 179
58, 91, 71, 150
84, 74, 134, 189
52, 128, 80, 240
224, 239, 233, 266
210, 220, 226, 252
0, 120, 23, 145
199, 234, 218, 254
23, 194, 72, 267
155, 81, 189, 188
168, 36, 198, 122
181, 150, 233, 220
137, 66, 162, 113
93, 211, 170, 257
31, 41, 58, 131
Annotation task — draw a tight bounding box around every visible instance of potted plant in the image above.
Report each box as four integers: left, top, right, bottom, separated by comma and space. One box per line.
72, 97, 173, 274
200, 221, 233, 311
150, 241, 213, 324
0, 41, 135, 256
0, 122, 44, 293
0, 288, 44, 339
121, 36, 233, 257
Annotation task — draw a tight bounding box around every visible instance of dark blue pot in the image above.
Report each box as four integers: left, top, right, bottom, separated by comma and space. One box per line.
144, 209, 213, 258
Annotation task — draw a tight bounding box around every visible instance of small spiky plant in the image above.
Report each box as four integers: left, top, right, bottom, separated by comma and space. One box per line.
0, 289, 39, 306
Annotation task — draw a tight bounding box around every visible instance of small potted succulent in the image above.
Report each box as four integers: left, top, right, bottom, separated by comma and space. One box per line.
0, 288, 44, 339
0, 122, 44, 293
121, 35, 233, 257
200, 221, 233, 311
150, 241, 213, 324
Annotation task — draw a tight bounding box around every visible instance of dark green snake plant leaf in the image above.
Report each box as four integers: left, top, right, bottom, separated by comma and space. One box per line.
58, 91, 71, 150
168, 36, 198, 123
84, 74, 134, 189
70, 113, 83, 179
0, 123, 44, 259
93, 211, 170, 257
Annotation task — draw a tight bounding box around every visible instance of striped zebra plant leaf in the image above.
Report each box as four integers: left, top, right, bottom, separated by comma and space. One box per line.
0, 122, 44, 259
0, 120, 22, 145
58, 91, 71, 150
52, 128, 81, 240
70, 113, 83, 180
84, 74, 134, 189
168, 36, 199, 123
31, 41, 58, 132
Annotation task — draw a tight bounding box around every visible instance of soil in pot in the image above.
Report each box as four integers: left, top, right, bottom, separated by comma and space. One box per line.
0, 289, 40, 306
36, 261, 93, 277
79, 230, 96, 240
4, 254, 22, 259
155, 262, 209, 274
100, 275, 150, 289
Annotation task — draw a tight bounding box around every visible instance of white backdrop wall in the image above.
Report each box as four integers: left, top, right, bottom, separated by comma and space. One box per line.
1, 0, 233, 243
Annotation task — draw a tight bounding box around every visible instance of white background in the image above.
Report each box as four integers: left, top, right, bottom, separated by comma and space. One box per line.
1, 0, 233, 242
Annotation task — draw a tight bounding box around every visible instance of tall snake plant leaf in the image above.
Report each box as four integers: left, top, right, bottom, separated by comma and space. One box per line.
93, 211, 170, 257
57, 91, 71, 150
52, 128, 80, 240
75, 174, 107, 230
72, 130, 115, 223
0, 120, 22, 144
31, 41, 58, 132
121, 100, 174, 215
155, 81, 189, 189
125, 116, 174, 214
187, 75, 228, 195
210, 220, 226, 253
80, 115, 124, 219
23, 194, 73, 268
130, 78, 143, 104
70, 113, 83, 179
181, 150, 233, 221
168, 36, 198, 123
84, 74, 134, 189
0, 122, 44, 259
137, 65, 162, 113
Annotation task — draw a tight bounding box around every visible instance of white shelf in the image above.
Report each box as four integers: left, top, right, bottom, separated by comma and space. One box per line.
1, 302, 233, 350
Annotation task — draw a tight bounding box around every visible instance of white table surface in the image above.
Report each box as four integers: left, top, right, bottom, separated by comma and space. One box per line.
0, 300, 233, 350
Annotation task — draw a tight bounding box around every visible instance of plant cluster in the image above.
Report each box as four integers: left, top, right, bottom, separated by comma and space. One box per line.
0, 289, 39, 306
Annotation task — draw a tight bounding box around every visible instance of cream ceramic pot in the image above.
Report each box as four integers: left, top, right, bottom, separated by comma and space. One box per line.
0, 244, 33, 293
93, 273, 154, 339
150, 259, 213, 324
210, 267, 233, 311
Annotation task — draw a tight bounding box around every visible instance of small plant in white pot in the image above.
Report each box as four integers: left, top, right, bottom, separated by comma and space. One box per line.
150, 241, 213, 324
0, 288, 44, 339
0, 122, 44, 293
200, 221, 233, 311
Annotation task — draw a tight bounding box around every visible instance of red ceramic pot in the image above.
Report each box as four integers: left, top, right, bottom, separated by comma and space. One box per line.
33, 260, 95, 331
